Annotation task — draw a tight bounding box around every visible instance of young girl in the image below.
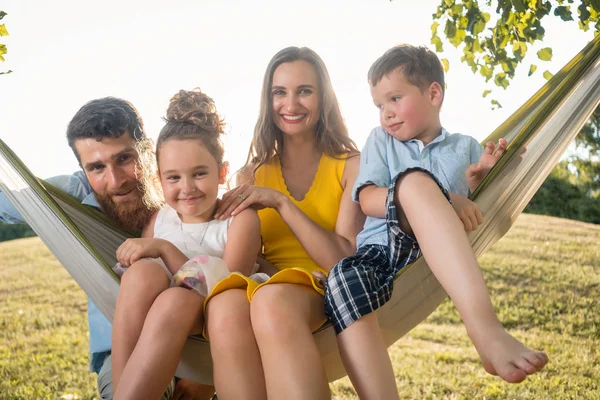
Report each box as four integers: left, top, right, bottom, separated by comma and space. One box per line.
111, 88, 263, 400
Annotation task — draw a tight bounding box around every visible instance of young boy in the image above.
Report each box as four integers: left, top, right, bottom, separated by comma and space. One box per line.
324, 44, 548, 399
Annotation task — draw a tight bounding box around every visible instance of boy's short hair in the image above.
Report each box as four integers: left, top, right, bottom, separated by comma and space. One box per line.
368, 44, 445, 99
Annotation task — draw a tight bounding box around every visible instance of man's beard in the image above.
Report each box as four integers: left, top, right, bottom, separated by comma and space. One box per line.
95, 185, 157, 231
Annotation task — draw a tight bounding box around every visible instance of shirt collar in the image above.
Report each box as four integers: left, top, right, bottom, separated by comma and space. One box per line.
408, 127, 448, 147
82, 192, 101, 209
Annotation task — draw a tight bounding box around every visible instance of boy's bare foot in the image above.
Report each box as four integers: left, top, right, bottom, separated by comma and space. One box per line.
469, 326, 548, 383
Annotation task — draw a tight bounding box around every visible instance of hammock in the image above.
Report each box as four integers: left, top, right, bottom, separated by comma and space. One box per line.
2, 35, 600, 385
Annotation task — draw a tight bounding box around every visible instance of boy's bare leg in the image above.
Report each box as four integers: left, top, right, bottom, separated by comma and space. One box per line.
337, 313, 399, 399
114, 287, 204, 400
112, 261, 170, 392
395, 171, 548, 383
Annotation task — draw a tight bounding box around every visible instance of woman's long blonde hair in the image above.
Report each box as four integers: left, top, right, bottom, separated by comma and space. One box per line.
247, 46, 358, 174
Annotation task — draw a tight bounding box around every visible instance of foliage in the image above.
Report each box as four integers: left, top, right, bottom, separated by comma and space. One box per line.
525, 161, 600, 224
0, 10, 11, 75
430, 0, 599, 108
0, 222, 36, 242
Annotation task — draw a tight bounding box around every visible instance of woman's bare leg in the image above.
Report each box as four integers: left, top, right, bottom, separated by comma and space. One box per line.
112, 261, 169, 392
251, 283, 330, 400
395, 171, 548, 383
206, 289, 266, 400
114, 287, 203, 400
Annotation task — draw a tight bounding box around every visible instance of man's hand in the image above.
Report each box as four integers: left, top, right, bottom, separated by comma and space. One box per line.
448, 192, 483, 233
172, 379, 215, 400
466, 138, 507, 192
115, 238, 166, 267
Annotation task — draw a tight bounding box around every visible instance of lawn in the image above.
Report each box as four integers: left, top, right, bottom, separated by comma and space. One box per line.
1, 213, 598, 399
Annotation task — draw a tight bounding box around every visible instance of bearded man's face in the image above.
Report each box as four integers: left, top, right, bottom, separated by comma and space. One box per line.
74, 135, 159, 231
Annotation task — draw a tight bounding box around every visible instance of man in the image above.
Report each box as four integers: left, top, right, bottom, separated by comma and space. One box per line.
0, 97, 215, 400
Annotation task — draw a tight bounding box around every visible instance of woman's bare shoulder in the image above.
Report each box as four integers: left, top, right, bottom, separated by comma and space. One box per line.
234, 164, 255, 187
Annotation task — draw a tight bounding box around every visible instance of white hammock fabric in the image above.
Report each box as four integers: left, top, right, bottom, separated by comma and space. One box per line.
1, 36, 600, 384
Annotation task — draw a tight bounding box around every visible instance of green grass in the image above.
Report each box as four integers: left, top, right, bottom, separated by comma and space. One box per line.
0, 214, 598, 399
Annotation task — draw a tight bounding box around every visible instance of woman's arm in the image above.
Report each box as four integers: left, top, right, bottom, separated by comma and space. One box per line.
222, 208, 262, 276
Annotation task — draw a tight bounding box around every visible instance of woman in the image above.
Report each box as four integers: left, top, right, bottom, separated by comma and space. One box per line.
208, 47, 365, 400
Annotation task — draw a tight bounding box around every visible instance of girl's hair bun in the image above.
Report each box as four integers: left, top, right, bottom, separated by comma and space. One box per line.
165, 88, 225, 137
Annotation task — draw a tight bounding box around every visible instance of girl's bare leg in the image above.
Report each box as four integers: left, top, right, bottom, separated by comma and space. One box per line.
395, 171, 548, 383
112, 261, 169, 391
206, 289, 266, 400
114, 287, 203, 400
251, 283, 330, 400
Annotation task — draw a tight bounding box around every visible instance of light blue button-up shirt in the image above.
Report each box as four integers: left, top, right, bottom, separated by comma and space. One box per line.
353, 127, 484, 249
0, 171, 113, 373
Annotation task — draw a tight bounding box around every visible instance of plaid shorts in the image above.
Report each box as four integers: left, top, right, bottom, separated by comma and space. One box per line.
324, 168, 450, 335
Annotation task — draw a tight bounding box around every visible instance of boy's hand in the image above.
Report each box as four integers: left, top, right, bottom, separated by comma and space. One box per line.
449, 192, 483, 233
466, 138, 507, 191
116, 238, 166, 267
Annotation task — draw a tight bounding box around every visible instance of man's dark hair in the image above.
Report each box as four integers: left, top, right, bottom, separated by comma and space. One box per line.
66, 97, 147, 162
368, 44, 445, 99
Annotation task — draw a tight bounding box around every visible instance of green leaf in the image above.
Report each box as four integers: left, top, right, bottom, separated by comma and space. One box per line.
0, 11, 6, 21
0, 44, 6, 62
482, 89, 492, 97
473, 19, 486, 35
480, 65, 493, 81
491, 99, 503, 109
431, 34, 444, 52
494, 72, 509, 89
513, 0, 526, 13
0, 70, 12, 75
441, 58, 450, 72
449, 29, 467, 47
554, 5, 574, 21
482, 12, 490, 23
444, 20, 457, 38
431, 21, 439, 35
0, 24, 8, 37
537, 47, 553, 61
543, 70, 554, 80
528, 64, 538, 76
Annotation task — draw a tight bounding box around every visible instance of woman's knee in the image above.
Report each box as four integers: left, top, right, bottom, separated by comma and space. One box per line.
250, 284, 315, 339
206, 289, 252, 343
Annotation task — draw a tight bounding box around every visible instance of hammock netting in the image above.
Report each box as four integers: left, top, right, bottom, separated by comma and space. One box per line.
1, 35, 600, 384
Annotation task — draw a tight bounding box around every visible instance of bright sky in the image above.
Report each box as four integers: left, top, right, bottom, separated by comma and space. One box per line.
0, 0, 594, 179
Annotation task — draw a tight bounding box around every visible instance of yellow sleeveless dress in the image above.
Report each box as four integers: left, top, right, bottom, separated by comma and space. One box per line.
207, 153, 347, 304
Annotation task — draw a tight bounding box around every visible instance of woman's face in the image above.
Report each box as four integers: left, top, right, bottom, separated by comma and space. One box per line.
271, 60, 321, 139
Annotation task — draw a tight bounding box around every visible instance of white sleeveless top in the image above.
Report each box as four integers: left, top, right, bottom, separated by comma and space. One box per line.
153, 204, 231, 259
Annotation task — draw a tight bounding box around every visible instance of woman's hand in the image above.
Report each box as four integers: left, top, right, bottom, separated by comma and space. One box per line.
215, 184, 286, 220
116, 238, 166, 267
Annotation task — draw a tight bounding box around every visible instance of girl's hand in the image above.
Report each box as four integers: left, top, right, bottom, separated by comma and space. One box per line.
448, 193, 483, 233
215, 184, 286, 220
116, 238, 165, 267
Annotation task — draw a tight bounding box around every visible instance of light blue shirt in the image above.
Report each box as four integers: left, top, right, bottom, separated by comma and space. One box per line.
353, 127, 484, 249
0, 171, 113, 372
